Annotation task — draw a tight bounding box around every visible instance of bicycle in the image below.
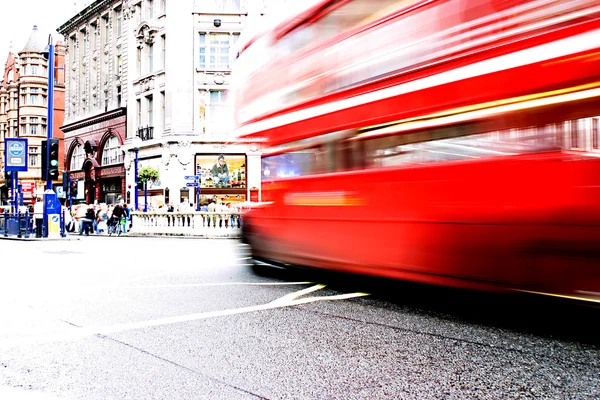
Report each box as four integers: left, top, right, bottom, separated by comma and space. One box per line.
107, 217, 123, 236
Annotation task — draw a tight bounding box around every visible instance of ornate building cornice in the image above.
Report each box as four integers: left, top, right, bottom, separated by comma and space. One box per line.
61, 107, 126, 132
58, 0, 122, 35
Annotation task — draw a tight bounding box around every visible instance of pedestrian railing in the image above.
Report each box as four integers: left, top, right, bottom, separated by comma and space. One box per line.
1, 211, 35, 238
130, 211, 243, 237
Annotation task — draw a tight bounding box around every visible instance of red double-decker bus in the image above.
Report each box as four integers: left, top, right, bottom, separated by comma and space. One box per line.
233, 0, 600, 303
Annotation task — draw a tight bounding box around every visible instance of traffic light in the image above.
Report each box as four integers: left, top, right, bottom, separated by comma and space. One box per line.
70, 179, 78, 198
48, 138, 59, 180
62, 172, 69, 196
4, 171, 12, 188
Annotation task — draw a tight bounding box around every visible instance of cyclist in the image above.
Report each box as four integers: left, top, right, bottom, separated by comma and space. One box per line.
108, 203, 126, 235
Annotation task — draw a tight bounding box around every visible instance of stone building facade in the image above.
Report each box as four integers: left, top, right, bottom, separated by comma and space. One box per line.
56, 0, 298, 209
58, 0, 130, 205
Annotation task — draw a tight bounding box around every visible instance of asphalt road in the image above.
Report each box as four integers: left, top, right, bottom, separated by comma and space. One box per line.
0, 237, 598, 399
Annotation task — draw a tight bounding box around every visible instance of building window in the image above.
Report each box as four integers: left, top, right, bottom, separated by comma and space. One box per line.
91, 22, 97, 51
30, 117, 38, 135
102, 14, 109, 45
137, 48, 142, 75
212, 0, 241, 12
29, 146, 39, 167
117, 86, 122, 107
161, 0, 166, 14
570, 120, 581, 149
101, 136, 123, 165
148, 0, 154, 19
70, 144, 85, 171
116, 54, 122, 76
593, 119, 599, 150
115, 7, 122, 37
207, 90, 230, 133
82, 29, 88, 56
148, 43, 154, 73
199, 33, 240, 70
161, 91, 166, 132
161, 35, 166, 69
147, 95, 154, 127
137, 99, 142, 126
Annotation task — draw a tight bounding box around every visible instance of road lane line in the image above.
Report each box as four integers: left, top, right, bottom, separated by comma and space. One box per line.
268, 284, 326, 306
110, 282, 314, 289
0, 286, 369, 349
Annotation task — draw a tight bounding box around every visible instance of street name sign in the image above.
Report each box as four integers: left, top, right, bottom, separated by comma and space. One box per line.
185, 175, 200, 180
186, 182, 199, 187
4, 138, 28, 172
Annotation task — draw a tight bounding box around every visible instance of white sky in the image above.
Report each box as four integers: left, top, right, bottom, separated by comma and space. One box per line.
0, 0, 87, 67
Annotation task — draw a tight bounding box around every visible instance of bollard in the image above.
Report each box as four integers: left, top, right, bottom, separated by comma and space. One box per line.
60, 210, 66, 238
17, 212, 22, 238
24, 211, 30, 239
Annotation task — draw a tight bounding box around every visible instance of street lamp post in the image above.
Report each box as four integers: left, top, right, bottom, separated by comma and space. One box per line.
133, 147, 139, 212
44, 35, 54, 190
144, 179, 148, 212
42, 34, 55, 238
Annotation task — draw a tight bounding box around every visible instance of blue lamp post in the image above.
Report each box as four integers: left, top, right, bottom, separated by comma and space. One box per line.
144, 179, 148, 212
130, 136, 142, 212
42, 34, 55, 238
43, 35, 54, 191
133, 146, 139, 212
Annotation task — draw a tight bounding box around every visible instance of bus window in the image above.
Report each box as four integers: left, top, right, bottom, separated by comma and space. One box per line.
262, 151, 317, 180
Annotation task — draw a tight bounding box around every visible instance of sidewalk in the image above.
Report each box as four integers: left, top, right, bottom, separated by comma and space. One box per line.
0, 234, 79, 241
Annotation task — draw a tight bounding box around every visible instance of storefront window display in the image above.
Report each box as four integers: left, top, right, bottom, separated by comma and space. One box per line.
195, 154, 246, 189
101, 178, 123, 204
198, 194, 246, 207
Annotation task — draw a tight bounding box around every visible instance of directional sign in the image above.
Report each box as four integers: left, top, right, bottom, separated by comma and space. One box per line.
4, 138, 28, 172
184, 175, 200, 180
186, 182, 199, 187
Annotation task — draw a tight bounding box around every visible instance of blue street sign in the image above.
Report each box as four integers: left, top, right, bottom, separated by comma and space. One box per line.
186, 182, 199, 187
4, 138, 28, 172
184, 175, 200, 180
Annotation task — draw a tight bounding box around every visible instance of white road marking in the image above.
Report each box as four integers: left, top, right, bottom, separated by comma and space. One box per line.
0, 285, 368, 349
109, 282, 314, 289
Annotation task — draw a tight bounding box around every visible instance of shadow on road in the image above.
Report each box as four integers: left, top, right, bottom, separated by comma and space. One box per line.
250, 262, 600, 347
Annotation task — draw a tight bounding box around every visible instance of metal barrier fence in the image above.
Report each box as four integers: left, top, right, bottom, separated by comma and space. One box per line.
130, 212, 243, 237
1, 211, 34, 238
0, 211, 66, 239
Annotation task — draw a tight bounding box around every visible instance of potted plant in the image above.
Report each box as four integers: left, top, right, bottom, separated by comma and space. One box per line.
138, 166, 159, 212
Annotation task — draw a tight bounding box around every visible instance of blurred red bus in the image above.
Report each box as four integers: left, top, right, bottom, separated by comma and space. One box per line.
233, 0, 600, 304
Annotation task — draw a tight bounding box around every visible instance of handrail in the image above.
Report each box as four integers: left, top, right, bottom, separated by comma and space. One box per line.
130, 211, 243, 237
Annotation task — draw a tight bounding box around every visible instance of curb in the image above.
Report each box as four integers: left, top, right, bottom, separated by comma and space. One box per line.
125, 233, 241, 239
0, 236, 80, 241
0, 234, 240, 240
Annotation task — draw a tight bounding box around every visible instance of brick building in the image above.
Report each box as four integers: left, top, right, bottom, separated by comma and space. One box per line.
0, 26, 66, 205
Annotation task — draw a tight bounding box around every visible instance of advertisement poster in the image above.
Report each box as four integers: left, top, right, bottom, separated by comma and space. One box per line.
195, 154, 246, 189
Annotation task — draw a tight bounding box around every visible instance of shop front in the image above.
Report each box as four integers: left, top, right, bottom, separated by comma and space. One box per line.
98, 165, 125, 204
62, 108, 127, 206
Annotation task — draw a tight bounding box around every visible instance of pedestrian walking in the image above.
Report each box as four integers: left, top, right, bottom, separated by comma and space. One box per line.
33, 197, 44, 238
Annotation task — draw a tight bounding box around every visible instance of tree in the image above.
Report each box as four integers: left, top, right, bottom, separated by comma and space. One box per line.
138, 166, 159, 184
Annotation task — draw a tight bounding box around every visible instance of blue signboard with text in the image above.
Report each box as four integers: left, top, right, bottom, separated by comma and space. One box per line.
4, 138, 28, 172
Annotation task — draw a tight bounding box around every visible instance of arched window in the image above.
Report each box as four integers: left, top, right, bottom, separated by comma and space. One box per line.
101, 136, 123, 165
70, 144, 85, 171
